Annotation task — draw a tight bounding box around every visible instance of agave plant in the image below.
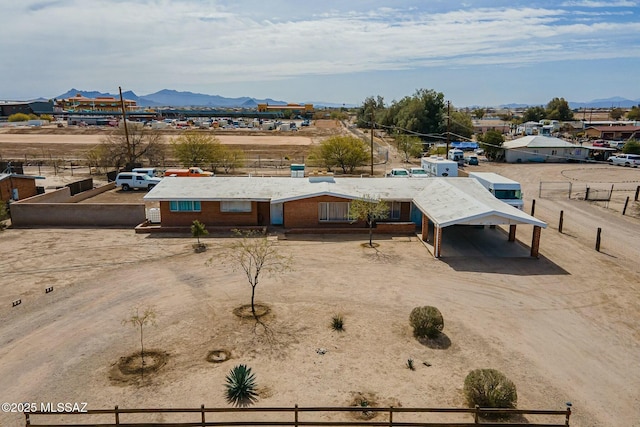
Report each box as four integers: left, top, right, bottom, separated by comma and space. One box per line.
225, 364, 258, 407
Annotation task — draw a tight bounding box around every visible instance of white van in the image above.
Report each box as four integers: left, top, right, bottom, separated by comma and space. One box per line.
610, 154, 640, 167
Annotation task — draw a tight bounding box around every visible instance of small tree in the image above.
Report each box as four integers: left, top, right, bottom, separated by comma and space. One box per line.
349, 195, 389, 247
622, 140, 640, 155
609, 108, 624, 121
225, 364, 258, 407
122, 306, 157, 369
627, 106, 640, 121
464, 369, 517, 412
222, 230, 292, 320
308, 135, 369, 174
478, 130, 505, 161
8, 113, 31, 122
395, 135, 424, 162
191, 220, 208, 250
409, 306, 444, 339
171, 131, 222, 167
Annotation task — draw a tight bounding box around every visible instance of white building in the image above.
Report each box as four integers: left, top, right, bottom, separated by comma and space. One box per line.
502, 136, 588, 163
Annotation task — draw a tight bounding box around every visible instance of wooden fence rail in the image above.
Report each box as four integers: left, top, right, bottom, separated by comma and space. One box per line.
24, 404, 571, 427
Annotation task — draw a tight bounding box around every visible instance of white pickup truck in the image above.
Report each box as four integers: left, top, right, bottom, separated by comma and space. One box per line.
115, 172, 162, 191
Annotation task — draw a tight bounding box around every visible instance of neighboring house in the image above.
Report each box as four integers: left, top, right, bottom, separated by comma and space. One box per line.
584, 125, 640, 141
473, 119, 511, 135
502, 136, 588, 163
516, 121, 542, 136
0, 173, 41, 202
143, 175, 547, 258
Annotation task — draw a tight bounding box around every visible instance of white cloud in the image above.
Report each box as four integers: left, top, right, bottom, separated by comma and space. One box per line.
560, 0, 637, 7
0, 0, 638, 101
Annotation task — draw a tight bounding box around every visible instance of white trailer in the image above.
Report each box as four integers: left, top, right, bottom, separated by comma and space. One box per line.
468, 172, 524, 210
448, 148, 464, 165
421, 156, 459, 177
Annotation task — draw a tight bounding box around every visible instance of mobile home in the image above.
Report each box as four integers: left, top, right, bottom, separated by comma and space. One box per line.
468, 172, 523, 210
420, 156, 459, 177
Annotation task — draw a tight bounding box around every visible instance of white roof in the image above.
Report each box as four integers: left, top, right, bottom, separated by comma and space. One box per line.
145, 176, 546, 229
504, 136, 580, 149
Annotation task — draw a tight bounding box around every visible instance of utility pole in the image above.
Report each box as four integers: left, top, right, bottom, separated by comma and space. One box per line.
445, 101, 451, 154
119, 86, 132, 166
370, 111, 374, 176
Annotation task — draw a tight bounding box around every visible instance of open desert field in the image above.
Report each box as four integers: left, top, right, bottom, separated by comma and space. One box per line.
1, 132, 640, 427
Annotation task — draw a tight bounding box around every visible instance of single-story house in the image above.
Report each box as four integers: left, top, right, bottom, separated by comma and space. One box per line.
502, 136, 588, 163
0, 173, 41, 202
584, 125, 640, 141
143, 175, 547, 258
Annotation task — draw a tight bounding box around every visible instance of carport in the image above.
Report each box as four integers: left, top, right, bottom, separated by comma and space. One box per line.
412, 179, 547, 258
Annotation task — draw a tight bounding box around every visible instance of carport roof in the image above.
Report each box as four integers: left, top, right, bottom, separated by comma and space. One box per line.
412, 178, 547, 228
144, 176, 546, 229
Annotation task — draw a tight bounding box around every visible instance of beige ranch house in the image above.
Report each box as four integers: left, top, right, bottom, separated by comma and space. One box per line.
502, 136, 589, 163
143, 175, 547, 258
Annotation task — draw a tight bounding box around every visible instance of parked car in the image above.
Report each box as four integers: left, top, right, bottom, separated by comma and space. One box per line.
387, 168, 410, 177
610, 154, 640, 167
409, 167, 428, 177
465, 156, 479, 165
115, 172, 162, 191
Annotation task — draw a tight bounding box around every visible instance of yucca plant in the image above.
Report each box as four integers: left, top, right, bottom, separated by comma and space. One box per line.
331, 314, 344, 332
225, 364, 258, 407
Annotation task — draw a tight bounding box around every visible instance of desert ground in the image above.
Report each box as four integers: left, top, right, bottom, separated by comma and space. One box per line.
0, 128, 640, 427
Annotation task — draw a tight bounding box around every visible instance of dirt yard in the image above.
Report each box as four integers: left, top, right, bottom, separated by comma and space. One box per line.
1, 130, 639, 426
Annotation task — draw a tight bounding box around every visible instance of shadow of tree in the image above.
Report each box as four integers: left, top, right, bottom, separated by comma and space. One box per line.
417, 332, 451, 350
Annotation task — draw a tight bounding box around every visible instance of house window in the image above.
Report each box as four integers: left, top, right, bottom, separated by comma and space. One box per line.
169, 201, 201, 212
220, 201, 252, 212
318, 202, 351, 222
389, 201, 401, 220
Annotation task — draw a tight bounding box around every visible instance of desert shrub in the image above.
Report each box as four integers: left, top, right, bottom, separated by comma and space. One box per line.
463, 369, 517, 409
225, 364, 258, 407
406, 358, 415, 371
409, 306, 444, 339
331, 314, 344, 332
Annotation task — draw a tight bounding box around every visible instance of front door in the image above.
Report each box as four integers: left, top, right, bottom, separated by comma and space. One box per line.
270, 203, 283, 225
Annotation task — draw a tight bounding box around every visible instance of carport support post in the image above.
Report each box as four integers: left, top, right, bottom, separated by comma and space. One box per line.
434, 226, 443, 258
421, 215, 429, 242
508, 224, 516, 242
530, 226, 541, 258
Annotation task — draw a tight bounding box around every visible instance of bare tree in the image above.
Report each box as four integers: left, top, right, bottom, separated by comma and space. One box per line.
219, 230, 292, 320
101, 127, 166, 168
122, 306, 157, 369
349, 195, 389, 247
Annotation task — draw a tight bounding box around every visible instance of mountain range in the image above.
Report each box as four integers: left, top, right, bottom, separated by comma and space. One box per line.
53, 88, 350, 108
37, 89, 640, 110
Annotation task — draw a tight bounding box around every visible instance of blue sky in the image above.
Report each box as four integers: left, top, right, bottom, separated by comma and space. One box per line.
1, 0, 639, 107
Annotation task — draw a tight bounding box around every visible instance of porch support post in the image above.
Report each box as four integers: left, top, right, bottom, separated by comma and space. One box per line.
508, 224, 517, 242
530, 225, 541, 258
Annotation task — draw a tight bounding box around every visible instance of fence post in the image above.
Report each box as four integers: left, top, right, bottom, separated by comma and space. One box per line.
622, 196, 630, 216
538, 182, 542, 198
635, 185, 640, 201
201, 404, 205, 427
24, 412, 30, 426
389, 406, 393, 427
530, 199, 536, 216
558, 210, 564, 233
115, 405, 120, 426
294, 404, 298, 427
585, 186, 590, 200
568, 182, 572, 199
565, 405, 572, 426
596, 228, 602, 252
474, 405, 479, 424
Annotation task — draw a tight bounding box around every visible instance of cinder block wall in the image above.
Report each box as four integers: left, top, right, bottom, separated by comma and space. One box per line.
11, 204, 145, 227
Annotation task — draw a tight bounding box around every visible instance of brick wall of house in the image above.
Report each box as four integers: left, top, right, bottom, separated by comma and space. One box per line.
284, 195, 364, 229
0, 177, 37, 202
160, 201, 259, 227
